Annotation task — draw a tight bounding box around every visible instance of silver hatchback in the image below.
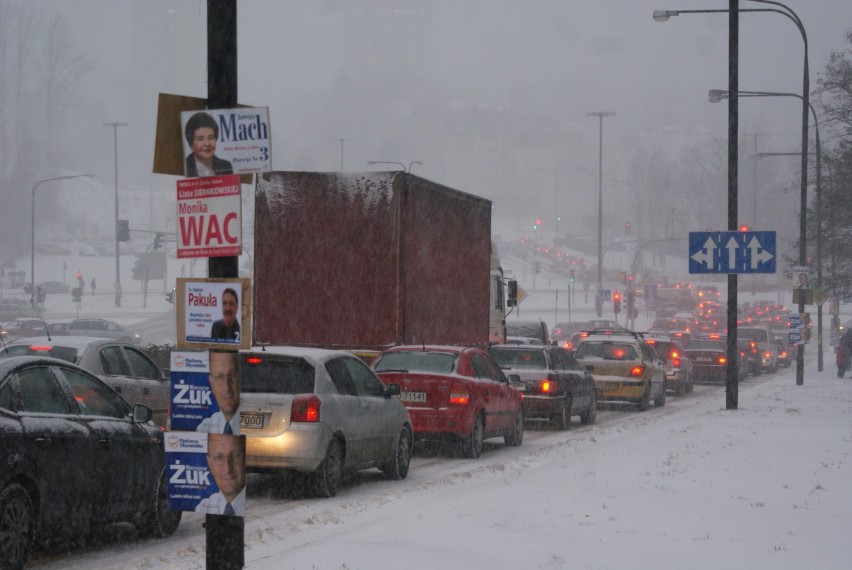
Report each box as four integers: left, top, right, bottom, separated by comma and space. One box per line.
239, 346, 413, 497
2, 336, 169, 427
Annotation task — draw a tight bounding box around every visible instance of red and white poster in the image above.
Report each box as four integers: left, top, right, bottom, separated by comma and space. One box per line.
176, 175, 242, 259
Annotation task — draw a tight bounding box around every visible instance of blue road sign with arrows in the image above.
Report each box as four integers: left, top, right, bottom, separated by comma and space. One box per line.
688, 231, 776, 274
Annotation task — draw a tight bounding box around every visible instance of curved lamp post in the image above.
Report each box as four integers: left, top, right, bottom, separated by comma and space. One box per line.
31, 174, 95, 313
655, 0, 810, 387
709, 88, 824, 371
367, 160, 423, 173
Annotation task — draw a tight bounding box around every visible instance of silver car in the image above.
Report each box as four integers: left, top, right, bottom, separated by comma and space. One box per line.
68, 318, 142, 345
1, 336, 169, 427
239, 346, 413, 497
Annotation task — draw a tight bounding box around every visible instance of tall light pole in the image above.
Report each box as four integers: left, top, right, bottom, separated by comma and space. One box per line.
656, 0, 810, 386
587, 111, 616, 317
31, 174, 94, 313
710, 88, 823, 371
104, 122, 127, 305
367, 161, 423, 173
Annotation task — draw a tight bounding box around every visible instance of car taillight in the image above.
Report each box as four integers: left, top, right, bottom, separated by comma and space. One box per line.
764, 351, 772, 360
672, 357, 681, 367
539, 380, 555, 393
28, 345, 53, 352
563, 341, 573, 350
449, 385, 470, 405
291, 395, 321, 422
716, 356, 727, 365
629, 366, 645, 377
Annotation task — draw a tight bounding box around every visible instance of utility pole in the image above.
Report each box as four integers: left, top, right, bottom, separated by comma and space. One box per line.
586, 111, 616, 317
104, 122, 127, 306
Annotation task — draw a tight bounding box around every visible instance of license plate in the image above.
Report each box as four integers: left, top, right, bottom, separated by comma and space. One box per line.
695, 357, 713, 363
239, 412, 264, 430
398, 391, 427, 403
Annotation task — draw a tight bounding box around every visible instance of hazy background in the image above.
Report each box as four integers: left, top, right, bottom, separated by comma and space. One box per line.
1, 0, 848, 271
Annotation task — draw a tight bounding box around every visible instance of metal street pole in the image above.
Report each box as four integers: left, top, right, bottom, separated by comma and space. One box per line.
587, 111, 615, 317
104, 122, 127, 306
31, 174, 94, 314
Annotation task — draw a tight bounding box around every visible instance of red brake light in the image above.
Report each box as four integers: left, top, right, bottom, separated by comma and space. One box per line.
245, 356, 263, 365
672, 357, 681, 367
449, 385, 470, 405
629, 366, 645, 377
291, 395, 321, 422
28, 345, 53, 352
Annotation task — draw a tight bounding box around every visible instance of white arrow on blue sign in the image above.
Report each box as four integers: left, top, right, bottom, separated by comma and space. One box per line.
688, 231, 776, 274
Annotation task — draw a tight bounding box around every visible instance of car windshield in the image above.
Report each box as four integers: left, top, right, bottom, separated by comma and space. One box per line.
240, 355, 315, 394
373, 351, 457, 373
3, 345, 79, 363
490, 349, 547, 369
575, 342, 638, 361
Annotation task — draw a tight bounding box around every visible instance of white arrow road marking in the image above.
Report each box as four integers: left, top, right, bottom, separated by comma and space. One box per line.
691, 237, 716, 268
726, 237, 739, 270
747, 236, 774, 269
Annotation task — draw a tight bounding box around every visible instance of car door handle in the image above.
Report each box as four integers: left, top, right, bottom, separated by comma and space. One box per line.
98, 438, 112, 450
35, 437, 52, 447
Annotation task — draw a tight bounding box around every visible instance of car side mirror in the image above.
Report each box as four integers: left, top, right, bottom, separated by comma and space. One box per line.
508, 373, 521, 385
384, 383, 401, 398
132, 403, 152, 423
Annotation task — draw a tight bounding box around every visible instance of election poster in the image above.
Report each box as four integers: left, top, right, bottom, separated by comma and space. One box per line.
176, 175, 242, 259
169, 350, 243, 435
176, 278, 251, 350
165, 431, 246, 517
181, 107, 271, 177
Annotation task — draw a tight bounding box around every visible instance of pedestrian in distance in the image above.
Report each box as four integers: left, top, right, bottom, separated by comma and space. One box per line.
90, 277, 96, 296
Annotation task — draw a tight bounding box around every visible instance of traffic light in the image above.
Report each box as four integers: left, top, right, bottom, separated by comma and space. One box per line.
131, 257, 146, 281
532, 217, 542, 231
117, 219, 130, 241
153, 232, 163, 250
533, 261, 541, 275
569, 269, 575, 283
739, 224, 750, 232
166, 289, 175, 304
624, 220, 632, 235
613, 291, 622, 314
507, 280, 518, 307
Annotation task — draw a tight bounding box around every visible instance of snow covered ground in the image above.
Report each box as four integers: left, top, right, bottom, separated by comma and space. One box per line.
30, 352, 852, 570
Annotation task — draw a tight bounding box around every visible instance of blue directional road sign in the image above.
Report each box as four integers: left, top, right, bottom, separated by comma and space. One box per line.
688, 231, 776, 274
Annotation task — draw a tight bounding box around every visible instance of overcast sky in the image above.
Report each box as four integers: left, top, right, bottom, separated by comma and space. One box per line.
18, 0, 852, 239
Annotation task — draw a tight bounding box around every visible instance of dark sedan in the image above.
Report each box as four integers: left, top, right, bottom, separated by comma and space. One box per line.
2, 336, 170, 427
0, 356, 180, 569
488, 344, 596, 430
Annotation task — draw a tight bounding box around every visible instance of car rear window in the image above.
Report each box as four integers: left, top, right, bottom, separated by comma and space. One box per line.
373, 351, 456, 373
575, 342, 638, 361
239, 354, 315, 394
489, 349, 547, 369
4, 345, 79, 363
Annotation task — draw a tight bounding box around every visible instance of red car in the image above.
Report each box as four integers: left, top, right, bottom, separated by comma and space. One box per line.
372, 346, 525, 458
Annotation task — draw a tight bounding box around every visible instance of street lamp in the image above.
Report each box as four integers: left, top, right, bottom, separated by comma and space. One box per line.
367, 161, 423, 173
710, 88, 824, 371
31, 174, 94, 313
104, 122, 127, 306
587, 111, 616, 317
655, 0, 810, 385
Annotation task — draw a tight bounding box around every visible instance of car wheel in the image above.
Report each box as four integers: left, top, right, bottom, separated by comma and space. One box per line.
139, 468, 182, 538
505, 407, 524, 447
655, 379, 667, 407
462, 413, 485, 459
676, 375, 687, 397
382, 427, 412, 480
637, 382, 652, 411
579, 390, 597, 425
0, 483, 35, 570
552, 396, 571, 431
311, 439, 343, 498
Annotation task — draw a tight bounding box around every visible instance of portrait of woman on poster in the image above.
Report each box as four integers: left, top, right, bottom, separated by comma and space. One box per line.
184, 111, 233, 177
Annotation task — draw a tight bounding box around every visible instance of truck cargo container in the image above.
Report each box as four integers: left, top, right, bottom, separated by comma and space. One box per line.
253, 171, 508, 351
